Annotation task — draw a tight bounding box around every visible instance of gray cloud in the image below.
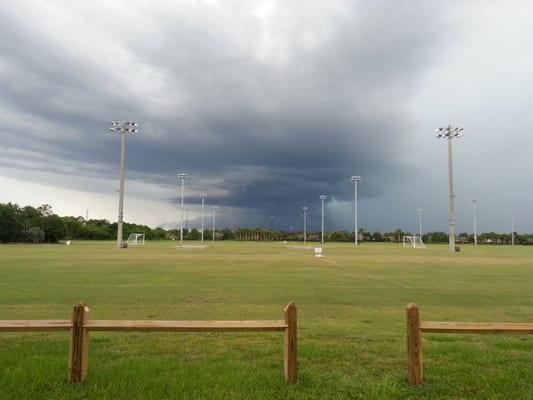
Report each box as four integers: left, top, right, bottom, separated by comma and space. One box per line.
5, 1, 530, 231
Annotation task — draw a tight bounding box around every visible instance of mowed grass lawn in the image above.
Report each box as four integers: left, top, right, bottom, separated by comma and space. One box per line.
0, 241, 532, 399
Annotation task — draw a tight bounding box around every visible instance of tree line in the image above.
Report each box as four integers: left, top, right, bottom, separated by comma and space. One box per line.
0, 203, 166, 243
1, 202, 531, 245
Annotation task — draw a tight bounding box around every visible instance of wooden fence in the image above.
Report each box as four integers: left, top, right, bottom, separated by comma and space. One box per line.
0, 302, 297, 383
406, 303, 533, 386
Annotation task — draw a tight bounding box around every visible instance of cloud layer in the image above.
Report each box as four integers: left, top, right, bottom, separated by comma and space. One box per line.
1, 1, 532, 231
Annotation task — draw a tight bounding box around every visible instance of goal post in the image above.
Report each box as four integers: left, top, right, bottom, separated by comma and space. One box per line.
127, 233, 145, 246
403, 235, 425, 249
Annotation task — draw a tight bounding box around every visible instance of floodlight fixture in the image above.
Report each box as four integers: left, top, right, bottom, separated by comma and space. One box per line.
435, 126, 463, 139
200, 193, 207, 243
109, 120, 139, 248
109, 121, 138, 134
436, 125, 463, 252
302, 206, 309, 244
177, 172, 188, 244
350, 176, 362, 246
320, 195, 326, 247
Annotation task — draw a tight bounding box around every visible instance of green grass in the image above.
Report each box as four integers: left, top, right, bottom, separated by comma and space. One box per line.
0, 241, 532, 399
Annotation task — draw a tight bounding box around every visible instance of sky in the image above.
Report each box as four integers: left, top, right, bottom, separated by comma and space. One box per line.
1, 0, 532, 233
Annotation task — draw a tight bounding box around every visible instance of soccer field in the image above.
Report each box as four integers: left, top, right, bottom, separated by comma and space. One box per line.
0, 241, 532, 399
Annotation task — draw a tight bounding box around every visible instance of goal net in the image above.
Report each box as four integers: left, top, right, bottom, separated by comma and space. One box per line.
403, 235, 425, 248
127, 233, 145, 245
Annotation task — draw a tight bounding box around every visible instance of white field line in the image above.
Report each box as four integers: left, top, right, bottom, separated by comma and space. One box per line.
320, 257, 412, 289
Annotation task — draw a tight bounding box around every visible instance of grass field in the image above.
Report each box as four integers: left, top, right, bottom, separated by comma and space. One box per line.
0, 241, 532, 399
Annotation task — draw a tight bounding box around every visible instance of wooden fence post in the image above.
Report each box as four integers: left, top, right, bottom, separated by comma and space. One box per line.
406, 303, 423, 386
284, 302, 297, 383
68, 303, 90, 383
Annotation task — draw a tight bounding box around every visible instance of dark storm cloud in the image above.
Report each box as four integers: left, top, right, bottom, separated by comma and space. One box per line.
0, 1, 454, 226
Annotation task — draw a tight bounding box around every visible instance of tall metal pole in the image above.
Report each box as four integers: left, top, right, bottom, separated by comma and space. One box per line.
200, 193, 207, 243
417, 208, 423, 238
109, 121, 138, 249
447, 136, 456, 252
180, 178, 185, 243
436, 125, 463, 253
212, 206, 217, 243
472, 198, 478, 247
350, 176, 361, 246
270, 215, 274, 231
302, 207, 308, 244
177, 172, 188, 245
320, 195, 326, 247
117, 132, 126, 248
511, 210, 516, 247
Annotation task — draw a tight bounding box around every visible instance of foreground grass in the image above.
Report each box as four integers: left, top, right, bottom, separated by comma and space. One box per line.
0, 241, 532, 399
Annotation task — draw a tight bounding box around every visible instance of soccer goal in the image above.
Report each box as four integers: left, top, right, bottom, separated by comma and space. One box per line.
127, 233, 145, 246
403, 235, 425, 248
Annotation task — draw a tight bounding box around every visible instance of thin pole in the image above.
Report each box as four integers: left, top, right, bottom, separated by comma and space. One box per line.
437, 125, 462, 252
212, 206, 216, 243
511, 211, 515, 247
320, 196, 325, 247
418, 209, 423, 238
354, 180, 358, 246
447, 136, 456, 252
303, 207, 307, 244
201, 196, 205, 243
180, 178, 185, 244
110, 121, 137, 248
117, 132, 126, 248
350, 176, 361, 246
472, 199, 478, 247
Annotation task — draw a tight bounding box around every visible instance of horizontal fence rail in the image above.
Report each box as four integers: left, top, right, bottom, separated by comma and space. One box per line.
0, 302, 297, 383
406, 303, 533, 386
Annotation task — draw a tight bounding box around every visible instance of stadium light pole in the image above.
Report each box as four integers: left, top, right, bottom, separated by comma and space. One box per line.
471, 198, 478, 247
302, 207, 308, 244
350, 176, 362, 246
200, 193, 207, 243
109, 121, 138, 248
212, 206, 217, 243
417, 208, 424, 238
320, 195, 326, 247
511, 210, 516, 247
177, 172, 188, 244
436, 125, 463, 253
270, 215, 274, 231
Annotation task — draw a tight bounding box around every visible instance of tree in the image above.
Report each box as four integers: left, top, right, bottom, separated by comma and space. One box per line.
42, 214, 66, 243
330, 231, 351, 242
23, 227, 45, 243
61, 216, 85, 239
372, 231, 383, 242
21, 206, 43, 229
423, 232, 448, 243
188, 228, 201, 240
37, 204, 53, 217
0, 203, 22, 242
221, 228, 234, 240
